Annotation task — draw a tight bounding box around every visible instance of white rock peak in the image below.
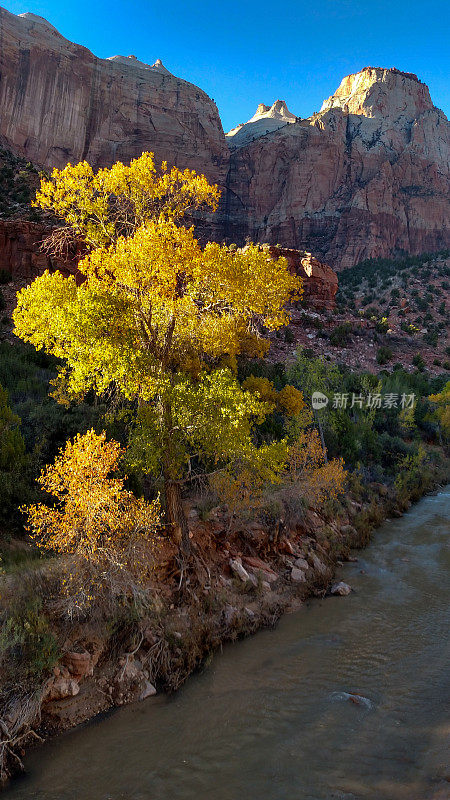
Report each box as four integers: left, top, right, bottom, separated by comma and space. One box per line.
226, 99, 296, 147
249, 99, 296, 123
319, 66, 433, 120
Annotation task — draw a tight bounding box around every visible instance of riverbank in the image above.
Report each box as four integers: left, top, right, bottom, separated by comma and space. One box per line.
1, 455, 448, 785
8, 484, 449, 800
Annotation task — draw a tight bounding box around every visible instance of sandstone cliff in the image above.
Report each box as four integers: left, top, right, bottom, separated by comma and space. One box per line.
224, 67, 450, 268
0, 8, 228, 186
0, 7, 449, 269
0, 220, 52, 281
243, 245, 338, 310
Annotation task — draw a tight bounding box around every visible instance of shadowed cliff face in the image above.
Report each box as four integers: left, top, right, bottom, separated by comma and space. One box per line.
223, 68, 450, 269
0, 8, 229, 186
0, 8, 449, 269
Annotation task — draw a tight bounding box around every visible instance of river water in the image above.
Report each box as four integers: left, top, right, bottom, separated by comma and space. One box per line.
6, 487, 450, 800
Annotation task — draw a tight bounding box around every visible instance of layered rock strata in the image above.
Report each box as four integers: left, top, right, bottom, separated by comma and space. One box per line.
0, 7, 449, 269
250, 245, 338, 310
224, 68, 450, 269
0, 220, 52, 280
0, 8, 228, 187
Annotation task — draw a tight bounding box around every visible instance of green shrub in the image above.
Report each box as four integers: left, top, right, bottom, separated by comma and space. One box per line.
0, 384, 32, 525
0, 595, 60, 679
423, 330, 438, 347
284, 327, 295, 344
394, 447, 432, 506
416, 297, 428, 311
330, 323, 353, 346
377, 346, 393, 365
412, 353, 426, 372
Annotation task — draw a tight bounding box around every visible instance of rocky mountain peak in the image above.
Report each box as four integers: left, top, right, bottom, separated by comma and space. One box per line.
319, 66, 435, 120
18, 12, 60, 34
150, 58, 172, 75
0, 6, 228, 179
106, 54, 173, 75
226, 99, 296, 148
249, 99, 296, 123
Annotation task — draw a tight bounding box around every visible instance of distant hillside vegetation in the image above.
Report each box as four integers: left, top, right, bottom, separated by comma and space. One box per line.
0, 147, 42, 220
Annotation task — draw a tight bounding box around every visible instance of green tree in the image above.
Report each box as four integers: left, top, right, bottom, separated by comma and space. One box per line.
377, 345, 393, 365
412, 353, 426, 372
0, 384, 28, 525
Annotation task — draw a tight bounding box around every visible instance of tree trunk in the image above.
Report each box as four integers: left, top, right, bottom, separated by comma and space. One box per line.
314, 411, 328, 464
164, 473, 190, 556
161, 399, 191, 557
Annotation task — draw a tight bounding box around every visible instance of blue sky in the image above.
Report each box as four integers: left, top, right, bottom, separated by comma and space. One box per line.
3, 0, 449, 131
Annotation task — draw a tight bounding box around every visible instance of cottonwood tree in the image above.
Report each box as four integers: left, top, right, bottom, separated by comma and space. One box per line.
428, 382, 450, 442
25, 430, 161, 608
14, 153, 301, 555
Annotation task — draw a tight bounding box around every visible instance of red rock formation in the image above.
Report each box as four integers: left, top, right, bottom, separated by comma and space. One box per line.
0, 219, 83, 283
0, 220, 52, 280
224, 67, 450, 269
0, 8, 228, 187
299, 252, 339, 309
0, 8, 448, 269
247, 245, 338, 310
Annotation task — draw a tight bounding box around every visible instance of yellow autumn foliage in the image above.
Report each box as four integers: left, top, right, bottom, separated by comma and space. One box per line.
24, 430, 161, 601
210, 439, 291, 517
242, 376, 278, 406
428, 382, 450, 438
35, 152, 219, 247
242, 376, 306, 417
287, 430, 347, 505
14, 153, 302, 552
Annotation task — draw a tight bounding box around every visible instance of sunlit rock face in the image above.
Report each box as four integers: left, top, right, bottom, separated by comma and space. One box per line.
318, 66, 434, 119
226, 100, 296, 148
252, 245, 339, 310
0, 6, 448, 270
0, 8, 228, 186
224, 67, 450, 269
